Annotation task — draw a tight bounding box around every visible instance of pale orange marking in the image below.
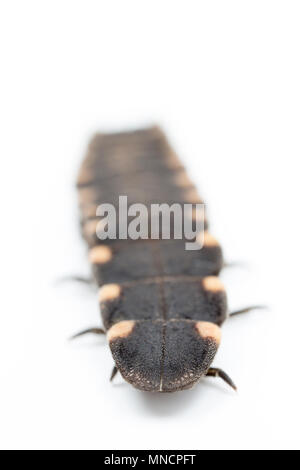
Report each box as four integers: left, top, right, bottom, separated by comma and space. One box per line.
185, 188, 202, 203
78, 187, 97, 204
196, 321, 222, 345
174, 171, 192, 187
196, 231, 219, 247
190, 206, 206, 222
83, 219, 98, 236
99, 284, 121, 302
77, 166, 93, 186
89, 245, 112, 264
81, 204, 98, 219
83, 219, 107, 238
107, 320, 135, 342
202, 276, 225, 292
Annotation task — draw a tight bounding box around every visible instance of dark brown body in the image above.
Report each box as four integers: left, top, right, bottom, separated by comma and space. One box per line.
77, 127, 228, 392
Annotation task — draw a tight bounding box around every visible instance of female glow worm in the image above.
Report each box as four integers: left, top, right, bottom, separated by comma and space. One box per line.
74, 127, 259, 392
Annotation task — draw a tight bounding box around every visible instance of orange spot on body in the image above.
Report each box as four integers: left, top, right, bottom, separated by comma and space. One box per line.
107, 320, 135, 342
197, 231, 219, 247
196, 321, 222, 345
202, 276, 225, 292
89, 245, 112, 264
99, 284, 121, 302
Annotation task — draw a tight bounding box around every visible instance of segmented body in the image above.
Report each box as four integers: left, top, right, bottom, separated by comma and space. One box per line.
77, 127, 227, 392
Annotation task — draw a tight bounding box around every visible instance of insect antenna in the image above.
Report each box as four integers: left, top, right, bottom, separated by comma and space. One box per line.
229, 305, 267, 317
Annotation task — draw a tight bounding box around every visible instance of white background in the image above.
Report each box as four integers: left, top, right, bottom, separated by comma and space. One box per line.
0, 1, 299, 450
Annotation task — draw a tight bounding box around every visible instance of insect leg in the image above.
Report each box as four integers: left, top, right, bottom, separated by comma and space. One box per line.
223, 261, 248, 269
229, 305, 266, 317
110, 366, 119, 382
56, 275, 95, 286
67, 275, 94, 284
206, 368, 237, 391
70, 327, 106, 340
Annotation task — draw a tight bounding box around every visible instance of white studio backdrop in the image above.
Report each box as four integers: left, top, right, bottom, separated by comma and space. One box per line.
0, 1, 299, 450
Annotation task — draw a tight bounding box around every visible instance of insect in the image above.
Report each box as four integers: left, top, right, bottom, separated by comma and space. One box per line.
73, 126, 260, 392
